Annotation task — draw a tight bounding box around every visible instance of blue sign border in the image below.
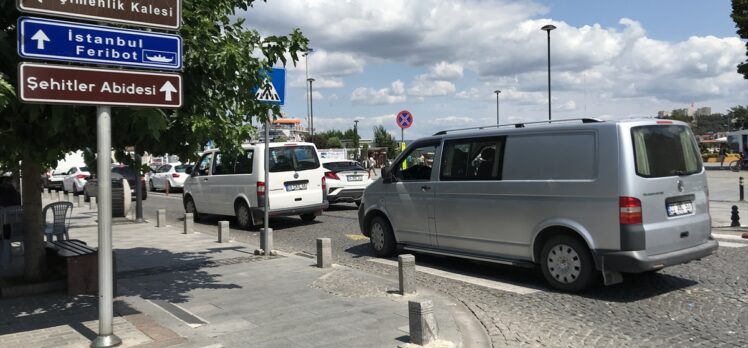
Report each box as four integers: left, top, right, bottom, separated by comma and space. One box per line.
17, 16, 182, 71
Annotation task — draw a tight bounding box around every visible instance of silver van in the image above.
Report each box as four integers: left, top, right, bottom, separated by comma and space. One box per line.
358, 118, 717, 291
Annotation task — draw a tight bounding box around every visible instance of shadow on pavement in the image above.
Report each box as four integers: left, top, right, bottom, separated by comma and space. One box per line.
115, 247, 243, 304
0, 296, 138, 336
325, 204, 358, 212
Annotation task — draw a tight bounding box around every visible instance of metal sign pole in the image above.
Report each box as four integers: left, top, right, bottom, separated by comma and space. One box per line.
92, 106, 121, 348
263, 109, 272, 254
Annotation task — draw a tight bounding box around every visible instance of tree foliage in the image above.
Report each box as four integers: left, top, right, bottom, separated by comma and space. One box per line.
727, 105, 748, 130
0, 0, 308, 281
733, 0, 748, 79
372, 125, 398, 158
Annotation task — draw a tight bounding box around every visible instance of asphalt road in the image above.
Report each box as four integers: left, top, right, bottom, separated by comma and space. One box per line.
139, 172, 748, 347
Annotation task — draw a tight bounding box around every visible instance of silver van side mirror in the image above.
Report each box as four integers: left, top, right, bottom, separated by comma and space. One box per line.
381, 166, 393, 183
185, 166, 193, 175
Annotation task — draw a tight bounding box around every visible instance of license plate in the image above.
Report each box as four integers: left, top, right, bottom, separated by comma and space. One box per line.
286, 183, 307, 191
667, 201, 693, 217
347, 175, 363, 182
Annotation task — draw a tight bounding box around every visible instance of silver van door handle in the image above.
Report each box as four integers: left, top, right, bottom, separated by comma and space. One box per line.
421, 185, 431, 191
203, 178, 209, 182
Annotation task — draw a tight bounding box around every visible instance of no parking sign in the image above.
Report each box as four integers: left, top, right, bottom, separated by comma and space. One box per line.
396, 110, 413, 129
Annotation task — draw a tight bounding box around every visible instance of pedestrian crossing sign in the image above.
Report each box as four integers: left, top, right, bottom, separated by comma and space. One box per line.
255, 68, 285, 105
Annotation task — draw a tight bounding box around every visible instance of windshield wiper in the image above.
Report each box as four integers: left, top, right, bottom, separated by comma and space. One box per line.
673, 170, 690, 176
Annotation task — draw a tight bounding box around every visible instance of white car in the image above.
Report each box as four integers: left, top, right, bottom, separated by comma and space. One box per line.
322, 159, 373, 206
45, 170, 67, 190
62, 166, 90, 194
149, 163, 190, 192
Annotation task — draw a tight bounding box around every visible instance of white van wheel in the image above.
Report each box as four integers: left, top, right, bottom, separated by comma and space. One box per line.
236, 203, 252, 230
184, 196, 200, 221
540, 235, 596, 292
369, 216, 396, 257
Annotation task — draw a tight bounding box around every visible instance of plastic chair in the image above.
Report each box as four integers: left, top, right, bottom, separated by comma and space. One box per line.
2, 205, 24, 253
42, 202, 73, 242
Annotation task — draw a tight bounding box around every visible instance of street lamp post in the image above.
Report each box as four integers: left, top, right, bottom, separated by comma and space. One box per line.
353, 120, 359, 161
493, 90, 501, 125
307, 78, 315, 142
303, 48, 314, 138
541, 24, 556, 121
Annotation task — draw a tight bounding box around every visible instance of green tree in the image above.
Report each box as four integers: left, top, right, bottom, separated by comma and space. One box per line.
0, 0, 307, 281
732, 0, 748, 79
327, 136, 342, 148
728, 105, 748, 130
372, 125, 398, 158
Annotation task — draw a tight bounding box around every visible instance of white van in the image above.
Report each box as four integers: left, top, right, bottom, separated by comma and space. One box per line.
183, 142, 329, 229
359, 118, 718, 291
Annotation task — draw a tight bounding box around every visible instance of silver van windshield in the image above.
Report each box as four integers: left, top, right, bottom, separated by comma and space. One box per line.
631, 125, 702, 178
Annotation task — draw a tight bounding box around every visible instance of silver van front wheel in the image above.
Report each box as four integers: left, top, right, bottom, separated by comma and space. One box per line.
540, 235, 597, 292
369, 216, 395, 257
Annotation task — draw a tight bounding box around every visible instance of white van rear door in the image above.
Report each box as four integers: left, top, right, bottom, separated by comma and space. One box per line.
267, 145, 324, 210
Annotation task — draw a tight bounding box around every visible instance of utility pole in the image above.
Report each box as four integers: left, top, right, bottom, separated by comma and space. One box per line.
541, 24, 556, 121
354, 120, 359, 161
494, 90, 501, 125
307, 78, 315, 143
303, 48, 313, 140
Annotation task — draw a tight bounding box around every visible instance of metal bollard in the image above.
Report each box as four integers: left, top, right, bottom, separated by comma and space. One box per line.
316, 238, 331, 268
261, 228, 274, 256
90, 196, 97, 210
740, 177, 744, 202
157, 209, 166, 228
183, 213, 193, 234
399, 254, 417, 295
408, 300, 439, 345
218, 221, 230, 243
731, 205, 740, 227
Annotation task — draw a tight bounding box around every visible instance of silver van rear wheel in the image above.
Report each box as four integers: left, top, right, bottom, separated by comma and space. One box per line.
540, 235, 597, 292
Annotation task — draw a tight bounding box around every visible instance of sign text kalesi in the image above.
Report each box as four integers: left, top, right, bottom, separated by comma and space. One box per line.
17, 0, 181, 30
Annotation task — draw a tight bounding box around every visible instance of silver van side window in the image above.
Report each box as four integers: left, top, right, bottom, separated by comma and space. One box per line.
194, 153, 213, 176
503, 133, 596, 180
440, 136, 504, 181
392, 143, 438, 181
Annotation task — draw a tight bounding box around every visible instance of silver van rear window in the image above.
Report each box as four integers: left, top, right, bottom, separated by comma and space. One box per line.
631, 125, 702, 178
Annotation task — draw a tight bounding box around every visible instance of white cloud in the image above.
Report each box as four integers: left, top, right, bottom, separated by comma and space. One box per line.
408, 78, 456, 97
351, 80, 407, 105
427, 62, 464, 80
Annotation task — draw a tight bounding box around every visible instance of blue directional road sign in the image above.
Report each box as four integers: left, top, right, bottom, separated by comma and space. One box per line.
18, 17, 182, 70
254, 68, 285, 105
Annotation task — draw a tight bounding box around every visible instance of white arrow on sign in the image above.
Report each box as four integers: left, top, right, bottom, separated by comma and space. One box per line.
31, 30, 50, 50
159, 81, 177, 102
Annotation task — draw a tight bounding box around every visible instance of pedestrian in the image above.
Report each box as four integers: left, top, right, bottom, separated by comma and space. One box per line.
719, 146, 726, 169
368, 155, 376, 177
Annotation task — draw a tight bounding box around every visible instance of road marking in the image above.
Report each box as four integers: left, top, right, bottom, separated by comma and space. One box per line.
147, 300, 208, 328
717, 241, 747, 248
148, 192, 183, 200
367, 258, 540, 295
712, 233, 747, 241
346, 234, 369, 241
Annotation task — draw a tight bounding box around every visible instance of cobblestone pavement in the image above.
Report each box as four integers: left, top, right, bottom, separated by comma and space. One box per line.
142, 171, 748, 347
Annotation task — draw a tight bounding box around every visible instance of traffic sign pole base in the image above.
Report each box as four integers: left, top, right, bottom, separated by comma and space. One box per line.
91, 334, 122, 348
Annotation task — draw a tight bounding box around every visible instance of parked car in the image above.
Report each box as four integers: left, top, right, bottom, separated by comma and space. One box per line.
149, 163, 190, 192
45, 170, 67, 190
183, 142, 329, 229
358, 118, 717, 292
83, 165, 147, 202
322, 159, 373, 206
62, 166, 90, 194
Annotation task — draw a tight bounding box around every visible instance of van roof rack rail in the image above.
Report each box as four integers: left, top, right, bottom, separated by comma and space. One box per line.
433, 118, 603, 136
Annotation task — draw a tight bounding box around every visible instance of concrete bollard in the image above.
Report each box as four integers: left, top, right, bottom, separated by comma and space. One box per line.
218, 221, 230, 243
408, 300, 439, 346
261, 228, 274, 255
184, 213, 193, 234
45, 188, 50, 199
65, 192, 72, 203
399, 254, 417, 295
57, 190, 64, 201
90, 196, 97, 210
157, 209, 166, 228
316, 238, 332, 268
77, 195, 85, 208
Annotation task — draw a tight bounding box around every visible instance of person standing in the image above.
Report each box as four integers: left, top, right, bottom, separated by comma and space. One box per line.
719, 146, 727, 169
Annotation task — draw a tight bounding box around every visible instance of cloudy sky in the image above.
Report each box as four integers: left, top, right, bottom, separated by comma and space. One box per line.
241, 0, 748, 140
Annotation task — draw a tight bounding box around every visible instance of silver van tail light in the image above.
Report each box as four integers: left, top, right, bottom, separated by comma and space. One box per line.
620, 196, 642, 225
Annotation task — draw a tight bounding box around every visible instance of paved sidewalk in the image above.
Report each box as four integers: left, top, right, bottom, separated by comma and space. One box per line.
0, 196, 489, 347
